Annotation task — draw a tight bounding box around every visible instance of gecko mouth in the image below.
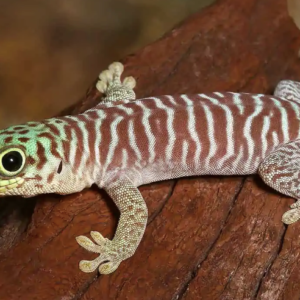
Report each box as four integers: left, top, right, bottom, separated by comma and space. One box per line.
0, 177, 25, 193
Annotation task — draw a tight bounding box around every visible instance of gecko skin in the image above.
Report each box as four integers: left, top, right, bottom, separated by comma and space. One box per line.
0, 62, 300, 274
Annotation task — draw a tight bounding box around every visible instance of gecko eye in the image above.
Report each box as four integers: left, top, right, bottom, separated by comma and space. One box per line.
0, 148, 26, 176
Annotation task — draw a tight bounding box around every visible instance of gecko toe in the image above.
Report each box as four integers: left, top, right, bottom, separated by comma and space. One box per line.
90, 231, 107, 245
290, 201, 300, 209
76, 235, 102, 253
108, 62, 124, 75
79, 256, 105, 273
282, 208, 300, 224
99, 260, 121, 274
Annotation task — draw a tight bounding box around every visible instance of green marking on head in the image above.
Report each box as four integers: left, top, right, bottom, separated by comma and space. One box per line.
0, 118, 85, 197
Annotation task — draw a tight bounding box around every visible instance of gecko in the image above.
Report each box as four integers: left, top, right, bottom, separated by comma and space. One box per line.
0, 61, 300, 274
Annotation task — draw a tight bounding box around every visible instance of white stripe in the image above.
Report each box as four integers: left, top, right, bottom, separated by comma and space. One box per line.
231, 92, 245, 114
214, 92, 224, 97
102, 116, 123, 174
288, 101, 300, 138
271, 97, 289, 142
231, 145, 244, 172
69, 128, 78, 169
135, 101, 156, 162
76, 120, 90, 174
151, 97, 175, 162
166, 95, 177, 105
272, 131, 279, 147
115, 105, 134, 115
181, 140, 189, 169
181, 95, 201, 166
261, 116, 270, 156
121, 148, 128, 169
93, 110, 106, 179
202, 104, 217, 167
243, 95, 264, 169
128, 119, 142, 163
200, 94, 234, 168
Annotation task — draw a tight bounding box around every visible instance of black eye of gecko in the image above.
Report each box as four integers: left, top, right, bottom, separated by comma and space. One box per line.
0, 149, 25, 176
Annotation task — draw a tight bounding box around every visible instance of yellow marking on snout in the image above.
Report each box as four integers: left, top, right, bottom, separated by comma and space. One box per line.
0, 177, 25, 193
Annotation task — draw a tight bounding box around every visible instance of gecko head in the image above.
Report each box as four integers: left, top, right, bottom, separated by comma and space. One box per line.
0, 120, 80, 197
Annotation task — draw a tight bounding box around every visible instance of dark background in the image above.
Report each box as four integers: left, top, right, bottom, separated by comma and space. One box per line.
0, 0, 214, 128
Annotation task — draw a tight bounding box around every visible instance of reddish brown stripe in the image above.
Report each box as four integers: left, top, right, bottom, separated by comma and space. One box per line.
76, 114, 92, 169
12, 126, 24, 130
19, 130, 29, 134
72, 122, 84, 171
78, 114, 96, 169
86, 110, 99, 120
62, 123, 72, 163
35, 175, 42, 181
124, 101, 150, 164
47, 172, 55, 184
37, 132, 60, 159
27, 123, 39, 127
4, 137, 13, 143
99, 115, 112, 167
43, 121, 61, 136
18, 137, 30, 143
27, 155, 36, 165
36, 141, 47, 170
54, 119, 64, 124
146, 99, 168, 162
284, 99, 300, 140
63, 117, 84, 171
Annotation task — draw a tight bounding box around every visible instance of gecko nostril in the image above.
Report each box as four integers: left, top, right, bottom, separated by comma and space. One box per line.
57, 161, 63, 174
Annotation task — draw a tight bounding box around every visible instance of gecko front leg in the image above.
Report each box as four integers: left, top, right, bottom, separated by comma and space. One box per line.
76, 176, 148, 274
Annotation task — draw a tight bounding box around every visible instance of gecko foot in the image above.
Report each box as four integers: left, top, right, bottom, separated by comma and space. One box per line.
290, 199, 300, 209
76, 231, 123, 274
96, 62, 136, 103
282, 208, 300, 224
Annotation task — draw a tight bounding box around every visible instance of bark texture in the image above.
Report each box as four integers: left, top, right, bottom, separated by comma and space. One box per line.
0, 0, 300, 299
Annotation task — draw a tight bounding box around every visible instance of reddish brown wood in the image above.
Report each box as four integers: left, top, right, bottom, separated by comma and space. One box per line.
1, 0, 300, 299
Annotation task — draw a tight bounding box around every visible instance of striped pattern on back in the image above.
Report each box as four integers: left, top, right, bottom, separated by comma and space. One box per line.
89, 92, 300, 185
1, 92, 300, 188
59, 92, 300, 186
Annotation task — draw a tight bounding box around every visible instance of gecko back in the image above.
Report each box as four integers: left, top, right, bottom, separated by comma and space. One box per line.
90, 91, 300, 186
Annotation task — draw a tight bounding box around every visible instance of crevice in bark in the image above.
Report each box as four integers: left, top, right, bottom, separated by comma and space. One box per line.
254, 224, 288, 299
176, 177, 246, 300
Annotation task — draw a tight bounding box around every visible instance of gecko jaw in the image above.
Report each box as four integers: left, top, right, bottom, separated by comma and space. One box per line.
0, 177, 25, 194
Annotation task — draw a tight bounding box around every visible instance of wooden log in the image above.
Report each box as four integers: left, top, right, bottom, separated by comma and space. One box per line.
0, 0, 300, 299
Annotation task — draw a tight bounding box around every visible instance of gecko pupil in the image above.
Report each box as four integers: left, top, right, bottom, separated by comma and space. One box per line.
2, 151, 23, 172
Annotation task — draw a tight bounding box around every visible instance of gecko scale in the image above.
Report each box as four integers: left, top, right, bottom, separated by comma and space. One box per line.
0, 62, 300, 274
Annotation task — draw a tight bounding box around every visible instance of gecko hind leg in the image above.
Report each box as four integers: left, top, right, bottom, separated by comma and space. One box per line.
96, 62, 136, 104
258, 139, 300, 224
274, 80, 300, 103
